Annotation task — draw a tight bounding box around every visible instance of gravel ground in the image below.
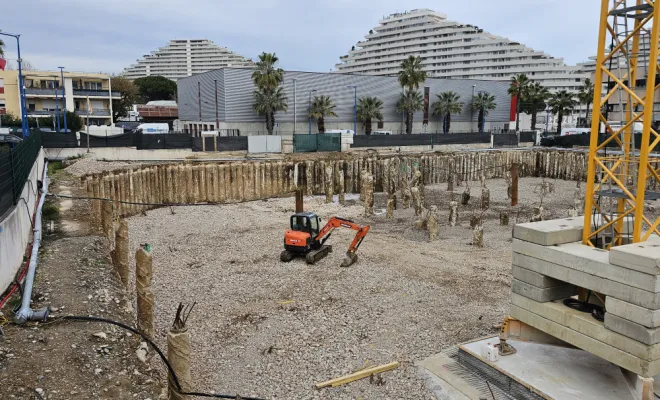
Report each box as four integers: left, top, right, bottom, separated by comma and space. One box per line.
64, 156, 142, 177
125, 178, 581, 400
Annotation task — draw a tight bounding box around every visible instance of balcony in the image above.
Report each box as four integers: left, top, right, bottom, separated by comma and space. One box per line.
25, 88, 59, 96
28, 110, 54, 116
75, 109, 111, 117
73, 89, 121, 98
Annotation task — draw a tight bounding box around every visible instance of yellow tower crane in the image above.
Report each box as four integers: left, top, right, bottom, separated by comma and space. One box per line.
583, 0, 660, 248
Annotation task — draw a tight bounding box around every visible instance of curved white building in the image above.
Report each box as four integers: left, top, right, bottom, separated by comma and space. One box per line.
336, 9, 589, 93
122, 39, 253, 81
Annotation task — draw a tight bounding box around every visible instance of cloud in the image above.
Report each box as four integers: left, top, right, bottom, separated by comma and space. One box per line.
1, 0, 601, 74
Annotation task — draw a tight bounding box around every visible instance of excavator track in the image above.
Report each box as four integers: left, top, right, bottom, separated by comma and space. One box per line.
280, 250, 295, 262
305, 245, 332, 265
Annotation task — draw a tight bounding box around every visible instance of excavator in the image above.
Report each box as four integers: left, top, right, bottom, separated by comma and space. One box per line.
280, 212, 370, 268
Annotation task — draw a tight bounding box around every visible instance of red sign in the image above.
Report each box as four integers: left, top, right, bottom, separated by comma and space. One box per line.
509, 94, 518, 122
0, 108, 6, 115
423, 87, 430, 125
0, 58, 6, 71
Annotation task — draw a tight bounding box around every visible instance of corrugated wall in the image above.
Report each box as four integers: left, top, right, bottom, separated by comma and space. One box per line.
178, 68, 512, 124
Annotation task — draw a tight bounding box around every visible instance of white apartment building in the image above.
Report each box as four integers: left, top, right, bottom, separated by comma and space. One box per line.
122, 39, 254, 81
336, 9, 590, 94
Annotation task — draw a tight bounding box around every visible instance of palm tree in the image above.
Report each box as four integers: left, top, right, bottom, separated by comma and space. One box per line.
520, 83, 550, 131
357, 96, 384, 135
508, 73, 530, 132
397, 89, 424, 135
309, 95, 338, 133
398, 56, 427, 134
251, 52, 284, 93
548, 90, 578, 134
432, 91, 463, 133
471, 92, 497, 132
251, 52, 285, 135
577, 78, 595, 128
0, 39, 4, 56
252, 87, 288, 135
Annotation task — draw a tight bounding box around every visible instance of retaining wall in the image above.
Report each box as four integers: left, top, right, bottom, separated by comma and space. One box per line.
82, 149, 590, 223
0, 150, 45, 294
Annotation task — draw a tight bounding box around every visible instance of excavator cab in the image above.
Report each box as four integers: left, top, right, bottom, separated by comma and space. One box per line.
281, 212, 370, 267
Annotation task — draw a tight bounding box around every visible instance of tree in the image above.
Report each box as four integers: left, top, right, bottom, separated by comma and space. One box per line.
432, 91, 463, 133
396, 89, 424, 135
133, 76, 177, 102
0, 39, 4, 56
309, 95, 337, 133
577, 78, 595, 128
252, 86, 288, 135
0, 112, 22, 127
111, 76, 139, 122
520, 83, 549, 131
398, 56, 427, 134
508, 73, 530, 132
471, 92, 497, 132
64, 111, 84, 133
357, 96, 384, 135
548, 90, 578, 134
251, 52, 286, 135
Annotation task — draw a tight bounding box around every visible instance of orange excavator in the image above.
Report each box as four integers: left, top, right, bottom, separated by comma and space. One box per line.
280, 212, 370, 267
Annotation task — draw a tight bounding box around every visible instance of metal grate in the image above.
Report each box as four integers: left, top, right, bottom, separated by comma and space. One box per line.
0, 130, 42, 219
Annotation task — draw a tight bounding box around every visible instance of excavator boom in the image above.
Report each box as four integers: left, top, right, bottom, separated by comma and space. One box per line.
311, 217, 370, 267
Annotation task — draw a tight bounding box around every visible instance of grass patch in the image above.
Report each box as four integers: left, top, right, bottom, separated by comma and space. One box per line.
66, 154, 84, 161
42, 200, 61, 221
47, 161, 64, 175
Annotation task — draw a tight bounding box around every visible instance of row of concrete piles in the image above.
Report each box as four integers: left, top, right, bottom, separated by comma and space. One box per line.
83, 150, 590, 222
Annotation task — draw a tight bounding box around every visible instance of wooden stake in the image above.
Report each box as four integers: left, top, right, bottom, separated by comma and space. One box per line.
315, 362, 399, 389
511, 163, 519, 207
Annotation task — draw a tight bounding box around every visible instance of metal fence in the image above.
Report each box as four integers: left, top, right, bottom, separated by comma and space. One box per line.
293, 133, 342, 152
191, 136, 248, 152
0, 130, 42, 219
352, 133, 491, 148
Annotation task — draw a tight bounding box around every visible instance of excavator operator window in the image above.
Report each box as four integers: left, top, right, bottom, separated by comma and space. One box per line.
291, 216, 310, 232
310, 216, 320, 236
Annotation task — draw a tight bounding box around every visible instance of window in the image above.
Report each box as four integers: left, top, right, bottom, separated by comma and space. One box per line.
377, 121, 384, 129
28, 103, 36, 111
83, 81, 102, 90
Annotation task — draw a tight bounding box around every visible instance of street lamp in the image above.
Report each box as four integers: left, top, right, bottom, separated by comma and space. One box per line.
347, 85, 357, 135
54, 74, 61, 132
214, 79, 219, 130
472, 84, 477, 132
0, 31, 29, 137
308, 89, 317, 134
58, 67, 68, 133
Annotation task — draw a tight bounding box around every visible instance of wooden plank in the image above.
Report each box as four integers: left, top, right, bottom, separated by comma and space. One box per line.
315, 361, 399, 389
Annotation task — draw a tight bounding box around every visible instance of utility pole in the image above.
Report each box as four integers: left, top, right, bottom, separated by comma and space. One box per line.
472, 84, 477, 132
55, 75, 61, 132
0, 32, 29, 137
58, 67, 68, 133
511, 163, 519, 207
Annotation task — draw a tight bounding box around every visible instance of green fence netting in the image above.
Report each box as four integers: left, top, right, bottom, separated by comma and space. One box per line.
293, 133, 341, 153
0, 130, 42, 219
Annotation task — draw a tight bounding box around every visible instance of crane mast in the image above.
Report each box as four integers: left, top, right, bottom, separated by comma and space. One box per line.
583, 0, 660, 248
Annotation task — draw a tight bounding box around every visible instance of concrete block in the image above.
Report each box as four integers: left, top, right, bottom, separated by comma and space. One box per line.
513, 217, 584, 246
514, 251, 660, 309
512, 279, 577, 302
512, 293, 660, 361
606, 297, 660, 328
605, 313, 660, 345
610, 242, 660, 275
510, 305, 660, 377
513, 239, 660, 293
512, 265, 563, 288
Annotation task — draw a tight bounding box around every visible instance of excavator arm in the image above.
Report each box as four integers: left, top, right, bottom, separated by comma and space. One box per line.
313, 217, 370, 267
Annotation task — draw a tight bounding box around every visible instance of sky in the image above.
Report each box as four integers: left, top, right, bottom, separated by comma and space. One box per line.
1, 0, 601, 74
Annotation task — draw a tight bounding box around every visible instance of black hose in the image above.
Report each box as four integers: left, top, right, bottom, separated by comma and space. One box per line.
57, 315, 265, 400
562, 298, 604, 322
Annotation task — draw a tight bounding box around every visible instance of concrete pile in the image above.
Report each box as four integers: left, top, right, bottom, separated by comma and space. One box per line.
511, 217, 660, 378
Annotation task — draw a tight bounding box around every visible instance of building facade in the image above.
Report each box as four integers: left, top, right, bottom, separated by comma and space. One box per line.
335, 9, 590, 94
121, 39, 254, 81
177, 67, 512, 136
0, 70, 120, 127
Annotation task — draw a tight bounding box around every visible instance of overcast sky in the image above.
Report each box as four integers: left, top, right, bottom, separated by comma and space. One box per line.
2, 0, 600, 74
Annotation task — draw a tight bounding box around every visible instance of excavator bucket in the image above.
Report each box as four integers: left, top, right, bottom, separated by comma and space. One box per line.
340, 252, 358, 268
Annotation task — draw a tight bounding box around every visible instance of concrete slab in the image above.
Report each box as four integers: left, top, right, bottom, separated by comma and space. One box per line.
512, 265, 564, 288
510, 305, 660, 377
512, 279, 577, 302
417, 353, 484, 399
513, 238, 660, 293
605, 313, 660, 345
459, 336, 636, 400
512, 293, 660, 361
611, 242, 660, 275
607, 297, 660, 328
513, 217, 585, 246
514, 251, 660, 309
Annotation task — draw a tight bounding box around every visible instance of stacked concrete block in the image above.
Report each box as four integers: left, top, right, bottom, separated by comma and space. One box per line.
510, 217, 660, 377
